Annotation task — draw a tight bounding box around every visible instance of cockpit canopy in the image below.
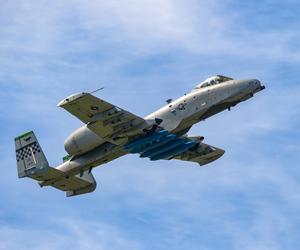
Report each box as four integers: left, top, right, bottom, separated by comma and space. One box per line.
193, 75, 234, 90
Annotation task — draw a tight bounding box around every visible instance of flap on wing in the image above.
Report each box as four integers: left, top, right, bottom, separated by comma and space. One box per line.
58, 93, 148, 143
174, 142, 225, 166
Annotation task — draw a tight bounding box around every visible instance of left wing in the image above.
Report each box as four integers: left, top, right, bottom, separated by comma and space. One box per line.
58, 92, 151, 144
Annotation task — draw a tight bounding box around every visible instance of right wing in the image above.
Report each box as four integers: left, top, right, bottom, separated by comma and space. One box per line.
58, 93, 152, 144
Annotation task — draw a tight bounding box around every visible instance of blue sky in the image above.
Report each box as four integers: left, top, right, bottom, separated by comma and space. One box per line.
1, 0, 300, 249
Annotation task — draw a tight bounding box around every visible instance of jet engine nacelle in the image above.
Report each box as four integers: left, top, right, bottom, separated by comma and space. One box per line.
64, 126, 104, 156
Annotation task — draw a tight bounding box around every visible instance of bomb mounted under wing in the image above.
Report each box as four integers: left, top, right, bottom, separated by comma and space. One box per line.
15, 75, 265, 197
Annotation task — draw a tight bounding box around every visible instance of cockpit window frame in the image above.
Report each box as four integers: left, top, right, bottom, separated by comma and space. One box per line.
194, 75, 234, 90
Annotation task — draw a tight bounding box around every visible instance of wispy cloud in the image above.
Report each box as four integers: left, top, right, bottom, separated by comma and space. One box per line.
0, 218, 141, 250
1, 0, 300, 70
1, 1, 300, 250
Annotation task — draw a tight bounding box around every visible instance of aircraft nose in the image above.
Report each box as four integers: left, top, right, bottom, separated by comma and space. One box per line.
249, 79, 260, 86
254, 79, 260, 85
246, 79, 265, 92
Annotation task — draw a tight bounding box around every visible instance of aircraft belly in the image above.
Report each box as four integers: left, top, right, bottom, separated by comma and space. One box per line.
199, 102, 232, 120
174, 100, 235, 130
173, 109, 207, 133
199, 91, 250, 121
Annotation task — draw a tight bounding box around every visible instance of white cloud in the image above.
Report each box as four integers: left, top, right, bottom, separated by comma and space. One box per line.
0, 218, 141, 250
67, 0, 300, 60
1, 0, 300, 63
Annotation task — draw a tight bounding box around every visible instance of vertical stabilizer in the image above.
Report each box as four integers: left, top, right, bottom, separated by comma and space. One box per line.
15, 131, 49, 178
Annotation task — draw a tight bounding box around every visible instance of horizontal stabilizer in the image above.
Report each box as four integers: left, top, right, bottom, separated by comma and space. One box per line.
44, 170, 97, 197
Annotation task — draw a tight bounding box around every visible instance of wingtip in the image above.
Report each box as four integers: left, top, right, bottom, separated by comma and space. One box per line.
57, 92, 87, 107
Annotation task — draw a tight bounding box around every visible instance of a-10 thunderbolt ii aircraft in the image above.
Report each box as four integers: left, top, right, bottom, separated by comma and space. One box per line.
15, 75, 265, 197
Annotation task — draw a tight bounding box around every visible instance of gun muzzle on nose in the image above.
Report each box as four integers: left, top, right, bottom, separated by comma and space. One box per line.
252, 79, 265, 92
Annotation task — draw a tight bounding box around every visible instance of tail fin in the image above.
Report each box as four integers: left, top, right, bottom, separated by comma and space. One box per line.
15, 131, 50, 178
